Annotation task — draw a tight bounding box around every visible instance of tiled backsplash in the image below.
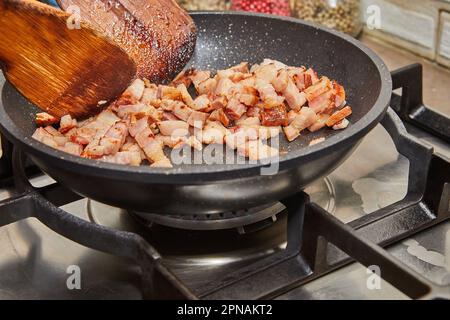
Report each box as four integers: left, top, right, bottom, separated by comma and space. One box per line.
361, 0, 450, 68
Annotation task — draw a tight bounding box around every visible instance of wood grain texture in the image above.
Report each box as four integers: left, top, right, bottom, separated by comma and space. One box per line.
0, 0, 136, 118
57, 0, 197, 83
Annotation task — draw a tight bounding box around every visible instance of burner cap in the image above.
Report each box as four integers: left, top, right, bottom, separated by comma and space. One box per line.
130, 202, 286, 233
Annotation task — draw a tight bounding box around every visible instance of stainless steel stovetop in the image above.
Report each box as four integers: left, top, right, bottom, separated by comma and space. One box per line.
0, 118, 448, 299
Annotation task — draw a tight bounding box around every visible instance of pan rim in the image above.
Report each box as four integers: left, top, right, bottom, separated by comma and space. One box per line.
0, 11, 392, 184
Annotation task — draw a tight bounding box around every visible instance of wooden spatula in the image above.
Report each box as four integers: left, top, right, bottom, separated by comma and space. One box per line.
0, 0, 136, 118
56, 0, 197, 83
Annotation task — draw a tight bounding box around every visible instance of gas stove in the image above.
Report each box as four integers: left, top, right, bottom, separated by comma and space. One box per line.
0, 61, 449, 299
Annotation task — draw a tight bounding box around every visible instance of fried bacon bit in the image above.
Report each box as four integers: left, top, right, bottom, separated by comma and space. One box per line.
326, 106, 352, 127
225, 98, 247, 120
260, 105, 288, 127
332, 118, 350, 130
209, 108, 230, 127
190, 70, 211, 88
308, 114, 330, 132
187, 110, 209, 128
172, 68, 195, 87
116, 79, 145, 106
59, 115, 77, 134
32, 60, 351, 167
158, 121, 189, 136
309, 137, 325, 146
36, 112, 59, 126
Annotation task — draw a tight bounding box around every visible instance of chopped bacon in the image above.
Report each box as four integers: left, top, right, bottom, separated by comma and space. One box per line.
158, 85, 182, 101
190, 70, 211, 88
141, 85, 158, 106
283, 80, 307, 111
172, 103, 193, 122
309, 137, 325, 146
225, 98, 247, 120
326, 106, 352, 127
304, 77, 332, 102
59, 115, 77, 134
308, 90, 335, 114
172, 68, 195, 87
158, 120, 189, 136
260, 105, 288, 126
176, 83, 194, 107
36, 112, 59, 127
195, 78, 216, 96
215, 78, 234, 97
187, 110, 209, 128
192, 94, 211, 112
246, 106, 261, 118
253, 63, 278, 83
209, 108, 230, 127
308, 114, 330, 132
31, 60, 350, 167
116, 79, 145, 106
332, 118, 350, 130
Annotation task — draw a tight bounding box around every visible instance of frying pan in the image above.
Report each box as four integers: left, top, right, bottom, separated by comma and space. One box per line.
0, 12, 392, 215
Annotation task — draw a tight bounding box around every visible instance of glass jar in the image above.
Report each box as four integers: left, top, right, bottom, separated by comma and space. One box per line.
291, 0, 362, 37
177, 0, 231, 11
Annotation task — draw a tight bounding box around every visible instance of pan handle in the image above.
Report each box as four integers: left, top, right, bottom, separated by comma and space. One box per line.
390, 63, 450, 143
0, 148, 196, 299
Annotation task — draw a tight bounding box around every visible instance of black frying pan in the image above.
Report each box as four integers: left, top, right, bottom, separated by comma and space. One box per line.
0, 12, 392, 215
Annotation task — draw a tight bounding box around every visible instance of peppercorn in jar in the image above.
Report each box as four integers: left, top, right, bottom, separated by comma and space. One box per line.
291, 0, 362, 37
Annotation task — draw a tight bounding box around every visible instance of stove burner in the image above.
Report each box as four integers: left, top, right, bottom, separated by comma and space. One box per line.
130, 203, 286, 234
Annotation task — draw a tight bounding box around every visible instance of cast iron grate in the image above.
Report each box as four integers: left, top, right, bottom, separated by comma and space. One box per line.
0, 64, 449, 299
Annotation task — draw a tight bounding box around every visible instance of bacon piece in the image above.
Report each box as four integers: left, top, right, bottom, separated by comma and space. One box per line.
230, 61, 250, 73
215, 78, 234, 97
162, 112, 178, 121
35, 112, 59, 126
333, 81, 346, 108
304, 77, 332, 102
172, 103, 193, 122
172, 68, 195, 87
209, 108, 230, 127
236, 116, 261, 127
253, 63, 278, 83
237, 140, 279, 161
225, 98, 246, 120
99, 121, 128, 155
192, 95, 211, 112
308, 114, 330, 132
158, 85, 182, 101
283, 125, 300, 142
309, 137, 325, 146
211, 96, 227, 110
271, 69, 289, 92
102, 151, 142, 166
60, 142, 83, 156
176, 84, 194, 107
260, 105, 288, 126
197, 78, 218, 96
190, 70, 211, 88
187, 110, 209, 128
200, 121, 229, 144
261, 59, 287, 70
129, 116, 150, 137
59, 115, 77, 134
116, 79, 145, 105
283, 80, 307, 111
332, 118, 350, 130
308, 90, 335, 114
141, 85, 158, 106
326, 106, 352, 127
246, 106, 261, 118
150, 157, 173, 168
158, 120, 189, 136
255, 80, 284, 108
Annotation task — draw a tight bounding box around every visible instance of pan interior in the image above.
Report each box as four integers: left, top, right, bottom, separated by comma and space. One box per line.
0, 13, 384, 173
